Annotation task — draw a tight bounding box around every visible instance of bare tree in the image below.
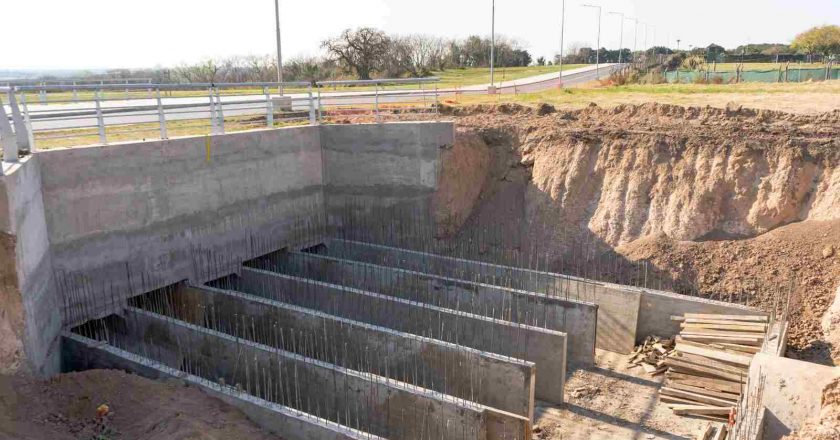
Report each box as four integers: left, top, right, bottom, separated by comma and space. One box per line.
322, 28, 391, 80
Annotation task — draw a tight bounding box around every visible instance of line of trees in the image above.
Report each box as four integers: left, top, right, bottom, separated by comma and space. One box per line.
162, 27, 535, 83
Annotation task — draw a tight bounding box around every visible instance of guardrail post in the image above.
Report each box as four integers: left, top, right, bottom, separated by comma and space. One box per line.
214, 88, 225, 134
208, 88, 217, 135
72, 82, 79, 102
374, 82, 380, 123
156, 88, 168, 140
434, 84, 439, 120
0, 95, 19, 164
6, 89, 31, 153
94, 90, 107, 144
317, 87, 323, 122
308, 85, 317, 125
38, 82, 46, 104
264, 87, 274, 128
19, 94, 36, 150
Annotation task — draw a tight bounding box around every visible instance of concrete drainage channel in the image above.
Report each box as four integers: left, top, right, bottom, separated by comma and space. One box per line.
64, 234, 777, 440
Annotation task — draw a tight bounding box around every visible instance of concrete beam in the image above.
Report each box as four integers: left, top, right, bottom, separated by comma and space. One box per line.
174, 285, 536, 419
232, 267, 567, 405
118, 308, 519, 440
254, 250, 596, 367
63, 332, 386, 440
321, 239, 639, 354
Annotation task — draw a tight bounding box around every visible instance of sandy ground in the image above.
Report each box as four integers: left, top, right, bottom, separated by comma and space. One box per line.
533, 350, 711, 440
0, 370, 280, 440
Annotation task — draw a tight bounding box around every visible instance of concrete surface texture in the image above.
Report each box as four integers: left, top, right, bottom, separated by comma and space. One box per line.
0, 156, 61, 376
744, 353, 840, 440
234, 267, 568, 405
0, 122, 452, 377
271, 249, 598, 367
184, 284, 537, 419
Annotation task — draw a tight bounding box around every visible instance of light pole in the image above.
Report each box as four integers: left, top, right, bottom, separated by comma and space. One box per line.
581, 4, 602, 78
490, 0, 496, 89
558, 0, 566, 87
630, 18, 639, 63
274, 0, 284, 95
608, 11, 625, 64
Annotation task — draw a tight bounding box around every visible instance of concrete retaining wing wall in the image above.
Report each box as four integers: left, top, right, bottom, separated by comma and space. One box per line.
0, 122, 453, 376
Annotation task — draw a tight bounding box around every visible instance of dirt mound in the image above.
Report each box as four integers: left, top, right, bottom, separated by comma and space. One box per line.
439, 103, 840, 360
0, 369, 280, 440
784, 377, 840, 439
618, 220, 840, 362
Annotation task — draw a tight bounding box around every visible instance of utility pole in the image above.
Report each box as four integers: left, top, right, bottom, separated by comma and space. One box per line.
274, 0, 284, 95
608, 11, 625, 64
558, 0, 566, 87
582, 4, 602, 78
490, 0, 496, 89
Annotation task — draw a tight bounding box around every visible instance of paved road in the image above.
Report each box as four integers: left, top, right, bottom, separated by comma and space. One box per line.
9, 64, 623, 132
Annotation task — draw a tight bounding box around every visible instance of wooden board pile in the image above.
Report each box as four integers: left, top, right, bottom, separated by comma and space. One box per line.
659, 313, 769, 424
628, 335, 675, 376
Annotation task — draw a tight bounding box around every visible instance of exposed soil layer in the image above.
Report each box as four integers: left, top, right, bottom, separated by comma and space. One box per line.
437, 103, 840, 362
783, 376, 840, 440
0, 369, 280, 440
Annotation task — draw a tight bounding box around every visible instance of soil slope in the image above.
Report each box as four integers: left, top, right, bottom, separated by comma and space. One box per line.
437, 103, 840, 361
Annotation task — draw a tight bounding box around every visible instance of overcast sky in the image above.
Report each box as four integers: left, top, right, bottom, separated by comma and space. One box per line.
6, 0, 839, 70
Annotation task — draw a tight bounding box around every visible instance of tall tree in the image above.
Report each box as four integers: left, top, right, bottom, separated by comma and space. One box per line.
322, 28, 391, 80
792, 25, 840, 58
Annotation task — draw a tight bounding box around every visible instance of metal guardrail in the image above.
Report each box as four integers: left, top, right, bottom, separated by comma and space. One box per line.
0, 78, 442, 155
314, 77, 440, 123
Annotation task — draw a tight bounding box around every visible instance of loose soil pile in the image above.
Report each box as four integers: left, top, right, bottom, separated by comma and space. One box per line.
435, 102, 840, 363
0, 370, 279, 440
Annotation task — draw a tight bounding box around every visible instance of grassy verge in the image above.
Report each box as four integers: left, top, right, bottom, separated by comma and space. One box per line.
15, 65, 587, 104
445, 80, 840, 112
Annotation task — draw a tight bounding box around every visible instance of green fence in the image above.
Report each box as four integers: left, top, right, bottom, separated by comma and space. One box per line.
665, 67, 839, 83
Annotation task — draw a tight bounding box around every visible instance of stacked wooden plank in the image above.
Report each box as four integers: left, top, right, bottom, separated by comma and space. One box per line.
659, 313, 769, 422
627, 335, 674, 376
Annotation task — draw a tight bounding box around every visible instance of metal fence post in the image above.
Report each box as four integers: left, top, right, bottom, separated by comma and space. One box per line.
19, 94, 36, 150
156, 88, 168, 139
434, 84, 439, 120
72, 82, 79, 102
94, 90, 107, 144
374, 82, 380, 123
264, 86, 274, 128
317, 87, 323, 122
208, 88, 217, 134
0, 95, 19, 164
7, 89, 31, 153
214, 88, 225, 134
38, 82, 46, 104
308, 85, 317, 126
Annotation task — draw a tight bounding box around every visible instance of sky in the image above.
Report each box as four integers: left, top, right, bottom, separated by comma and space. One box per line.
5, 0, 839, 70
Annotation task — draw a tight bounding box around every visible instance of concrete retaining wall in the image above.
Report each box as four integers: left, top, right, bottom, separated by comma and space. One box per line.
233, 267, 567, 404
320, 123, 451, 220
0, 123, 454, 376
180, 285, 536, 419
635, 289, 768, 341
121, 308, 500, 440
261, 250, 596, 367
39, 128, 325, 325
0, 157, 61, 376
323, 239, 640, 354
63, 332, 386, 440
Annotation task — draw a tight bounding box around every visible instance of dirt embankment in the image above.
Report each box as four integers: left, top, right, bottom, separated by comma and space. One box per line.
784, 376, 840, 440
435, 103, 840, 361
0, 370, 280, 440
